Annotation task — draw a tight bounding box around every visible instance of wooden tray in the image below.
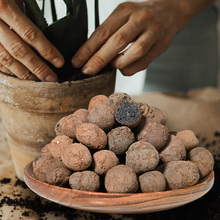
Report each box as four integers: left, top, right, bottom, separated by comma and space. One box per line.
23, 161, 214, 214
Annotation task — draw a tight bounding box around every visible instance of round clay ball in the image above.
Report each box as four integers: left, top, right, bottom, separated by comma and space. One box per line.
69, 170, 100, 192
107, 92, 131, 113
88, 104, 115, 131
62, 109, 89, 139
107, 126, 135, 154
176, 130, 199, 151
188, 147, 214, 179
126, 141, 160, 174
139, 171, 166, 193
33, 153, 55, 182
93, 150, 119, 175
136, 121, 169, 150
159, 134, 186, 163
144, 106, 167, 125
49, 135, 72, 159
46, 159, 72, 186
137, 102, 149, 116
61, 143, 92, 171
105, 165, 139, 193
88, 94, 109, 111
76, 123, 107, 149
163, 161, 200, 190
55, 116, 66, 136
115, 101, 142, 128
40, 143, 51, 154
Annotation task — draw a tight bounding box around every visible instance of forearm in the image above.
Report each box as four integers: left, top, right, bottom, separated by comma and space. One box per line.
139, 0, 216, 34
178, 0, 216, 22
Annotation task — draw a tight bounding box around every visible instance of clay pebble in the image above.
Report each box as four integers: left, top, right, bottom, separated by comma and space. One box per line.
107, 92, 131, 113
54, 116, 66, 136
137, 102, 149, 116
105, 165, 139, 193
126, 141, 160, 174
33, 153, 55, 183
69, 170, 100, 192
139, 171, 166, 193
163, 161, 200, 190
61, 109, 89, 139
144, 106, 167, 125
93, 150, 119, 175
88, 104, 115, 131
76, 123, 107, 149
46, 159, 72, 186
115, 101, 142, 128
40, 143, 51, 154
61, 143, 92, 171
88, 94, 109, 111
176, 130, 199, 151
159, 134, 186, 163
136, 121, 169, 150
107, 126, 135, 154
49, 135, 72, 159
188, 147, 214, 179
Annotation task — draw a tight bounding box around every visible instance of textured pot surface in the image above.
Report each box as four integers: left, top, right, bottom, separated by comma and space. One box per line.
0, 69, 116, 180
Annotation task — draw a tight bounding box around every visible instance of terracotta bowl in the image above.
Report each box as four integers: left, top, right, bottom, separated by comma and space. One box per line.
0, 69, 115, 180
23, 161, 214, 214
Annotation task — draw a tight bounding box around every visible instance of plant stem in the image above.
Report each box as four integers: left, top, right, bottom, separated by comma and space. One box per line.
95, 0, 100, 28
50, 0, 57, 22
41, 0, 45, 15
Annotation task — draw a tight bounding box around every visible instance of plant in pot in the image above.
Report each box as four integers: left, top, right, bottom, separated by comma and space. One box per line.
0, 0, 116, 180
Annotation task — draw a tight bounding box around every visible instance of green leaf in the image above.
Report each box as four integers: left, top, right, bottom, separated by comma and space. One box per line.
72, 0, 88, 32
23, 0, 48, 31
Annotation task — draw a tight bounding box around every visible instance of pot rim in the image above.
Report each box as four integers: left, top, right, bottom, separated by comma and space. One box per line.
0, 68, 116, 88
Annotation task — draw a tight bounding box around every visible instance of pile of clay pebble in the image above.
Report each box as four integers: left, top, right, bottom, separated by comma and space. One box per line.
33, 92, 214, 193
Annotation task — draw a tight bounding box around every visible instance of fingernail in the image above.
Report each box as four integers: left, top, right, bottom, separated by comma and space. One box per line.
52, 57, 64, 68
72, 56, 83, 67
82, 66, 94, 75
45, 74, 57, 82
27, 74, 38, 81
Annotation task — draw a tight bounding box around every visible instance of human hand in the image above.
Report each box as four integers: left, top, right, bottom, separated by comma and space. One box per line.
0, 0, 64, 81
72, 0, 213, 76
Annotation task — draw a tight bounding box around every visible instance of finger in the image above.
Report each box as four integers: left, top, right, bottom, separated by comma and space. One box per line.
0, 1, 64, 68
72, 4, 131, 68
111, 31, 153, 70
120, 37, 172, 76
0, 20, 58, 82
0, 65, 14, 76
112, 23, 165, 69
80, 18, 144, 76
0, 43, 38, 80
15, 0, 25, 12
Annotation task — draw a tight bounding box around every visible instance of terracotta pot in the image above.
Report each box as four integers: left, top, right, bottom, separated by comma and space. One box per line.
0, 69, 116, 180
